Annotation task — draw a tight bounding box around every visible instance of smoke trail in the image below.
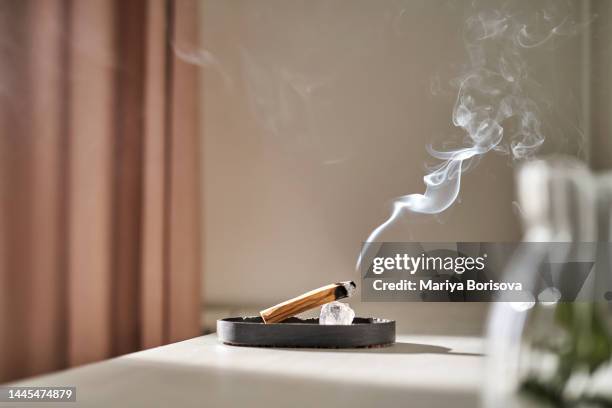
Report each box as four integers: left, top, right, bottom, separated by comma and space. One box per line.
173, 44, 234, 90
359, 1, 587, 267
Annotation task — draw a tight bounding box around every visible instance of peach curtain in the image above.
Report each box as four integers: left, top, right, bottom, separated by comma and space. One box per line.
0, 0, 201, 382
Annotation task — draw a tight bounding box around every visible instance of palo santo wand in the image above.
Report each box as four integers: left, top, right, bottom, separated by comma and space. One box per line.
260, 281, 356, 324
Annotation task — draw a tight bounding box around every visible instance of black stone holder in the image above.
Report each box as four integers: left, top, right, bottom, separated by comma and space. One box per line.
217, 316, 395, 348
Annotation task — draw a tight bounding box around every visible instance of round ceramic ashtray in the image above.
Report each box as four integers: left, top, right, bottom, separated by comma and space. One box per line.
217, 316, 395, 348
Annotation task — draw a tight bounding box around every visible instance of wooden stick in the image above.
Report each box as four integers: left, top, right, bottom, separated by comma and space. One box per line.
260, 281, 356, 324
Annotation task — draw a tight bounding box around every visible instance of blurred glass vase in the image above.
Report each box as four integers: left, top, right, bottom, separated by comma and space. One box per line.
485, 157, 612, 407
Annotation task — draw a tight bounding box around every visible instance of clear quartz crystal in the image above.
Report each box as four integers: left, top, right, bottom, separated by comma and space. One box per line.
319, 301, 355, 325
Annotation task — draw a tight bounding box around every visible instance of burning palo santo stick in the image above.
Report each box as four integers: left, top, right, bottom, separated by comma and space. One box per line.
260, 281, 357, 324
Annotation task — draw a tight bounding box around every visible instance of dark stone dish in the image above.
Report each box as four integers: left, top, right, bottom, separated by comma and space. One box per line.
217, 316, 395, 348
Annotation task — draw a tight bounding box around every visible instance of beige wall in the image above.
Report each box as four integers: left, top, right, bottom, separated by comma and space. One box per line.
590, 0, 612, 170
198, 1, 592, 333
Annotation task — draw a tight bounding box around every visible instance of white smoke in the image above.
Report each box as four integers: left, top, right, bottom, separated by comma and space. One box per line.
173, 44, 234, 90
359, 0, 589, 267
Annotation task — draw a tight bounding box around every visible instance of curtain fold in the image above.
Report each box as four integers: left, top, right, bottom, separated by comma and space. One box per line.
0, 0, 201, 382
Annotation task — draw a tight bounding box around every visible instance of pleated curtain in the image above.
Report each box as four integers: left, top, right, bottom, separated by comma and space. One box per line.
0, 0, 202, 382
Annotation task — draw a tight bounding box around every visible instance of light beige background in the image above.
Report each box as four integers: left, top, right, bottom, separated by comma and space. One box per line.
197, 0, 606, 334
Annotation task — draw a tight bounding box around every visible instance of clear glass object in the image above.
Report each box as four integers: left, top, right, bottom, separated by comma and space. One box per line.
484, 157, 612, 407
319, 301, 355, 325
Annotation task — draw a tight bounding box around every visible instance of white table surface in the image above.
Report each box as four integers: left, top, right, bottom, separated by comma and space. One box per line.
6, 334, 485, 407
